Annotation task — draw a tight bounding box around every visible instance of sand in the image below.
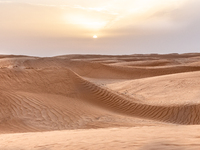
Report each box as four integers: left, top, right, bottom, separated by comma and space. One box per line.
0, 53, 200, 149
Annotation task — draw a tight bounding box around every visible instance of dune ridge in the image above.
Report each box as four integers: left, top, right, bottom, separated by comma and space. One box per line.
0, 53, 200, 134
68, 69, 200, 125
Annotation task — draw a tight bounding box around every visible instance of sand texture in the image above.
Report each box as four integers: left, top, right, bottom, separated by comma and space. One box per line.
0, 53, 200, 149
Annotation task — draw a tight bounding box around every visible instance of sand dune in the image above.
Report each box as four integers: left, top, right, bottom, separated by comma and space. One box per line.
1, 126, 200, 150
70, 70, 200, 125
107, 71, 200, 105
0, 53, 200, 149
0, 68, 143, 133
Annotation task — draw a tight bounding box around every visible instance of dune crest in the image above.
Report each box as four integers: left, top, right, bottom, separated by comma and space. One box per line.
0, 53, 200, 134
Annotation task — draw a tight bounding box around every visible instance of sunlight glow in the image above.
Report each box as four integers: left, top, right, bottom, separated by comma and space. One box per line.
93, 35, 98, 38
62, 0, 185, 34
65, 14, 107, 30
0, 0, 196, 55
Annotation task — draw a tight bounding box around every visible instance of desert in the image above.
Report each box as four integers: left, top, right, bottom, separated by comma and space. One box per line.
0, 53, 200, 149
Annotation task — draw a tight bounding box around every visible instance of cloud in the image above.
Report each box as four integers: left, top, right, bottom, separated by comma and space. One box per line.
0, 1, 119, 32
0, 0, 200, 56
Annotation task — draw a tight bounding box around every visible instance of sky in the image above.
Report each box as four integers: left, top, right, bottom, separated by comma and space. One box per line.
0, 0, 200, 56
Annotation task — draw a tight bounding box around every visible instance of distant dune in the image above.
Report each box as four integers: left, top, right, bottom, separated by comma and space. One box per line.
0, 53, 200, 150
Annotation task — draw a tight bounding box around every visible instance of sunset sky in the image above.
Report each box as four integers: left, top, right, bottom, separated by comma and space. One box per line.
0, 0, 199, 56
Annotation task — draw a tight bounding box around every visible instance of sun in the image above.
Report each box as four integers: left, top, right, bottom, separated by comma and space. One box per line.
93, 35, 98, 38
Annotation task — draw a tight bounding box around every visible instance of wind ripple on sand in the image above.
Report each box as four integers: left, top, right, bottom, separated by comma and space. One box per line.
1, 54, 200, 133
69, 70, 200, 125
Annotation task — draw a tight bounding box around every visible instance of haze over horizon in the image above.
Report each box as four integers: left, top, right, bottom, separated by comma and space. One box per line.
0, 0, 200, 56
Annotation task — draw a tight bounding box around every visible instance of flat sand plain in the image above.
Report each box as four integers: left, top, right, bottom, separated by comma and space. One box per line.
0, 53, 200, 149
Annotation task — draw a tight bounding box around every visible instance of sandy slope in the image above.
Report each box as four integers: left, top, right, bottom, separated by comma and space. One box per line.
0, 53, 200, 149
1, 126, 200, 150
107, 71, 200, 105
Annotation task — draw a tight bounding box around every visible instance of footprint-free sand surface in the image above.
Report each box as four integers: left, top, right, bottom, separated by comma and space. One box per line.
0, 53, 200, 149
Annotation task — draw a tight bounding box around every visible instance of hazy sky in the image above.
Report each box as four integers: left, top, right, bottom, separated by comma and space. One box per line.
0, 0, 200, 56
